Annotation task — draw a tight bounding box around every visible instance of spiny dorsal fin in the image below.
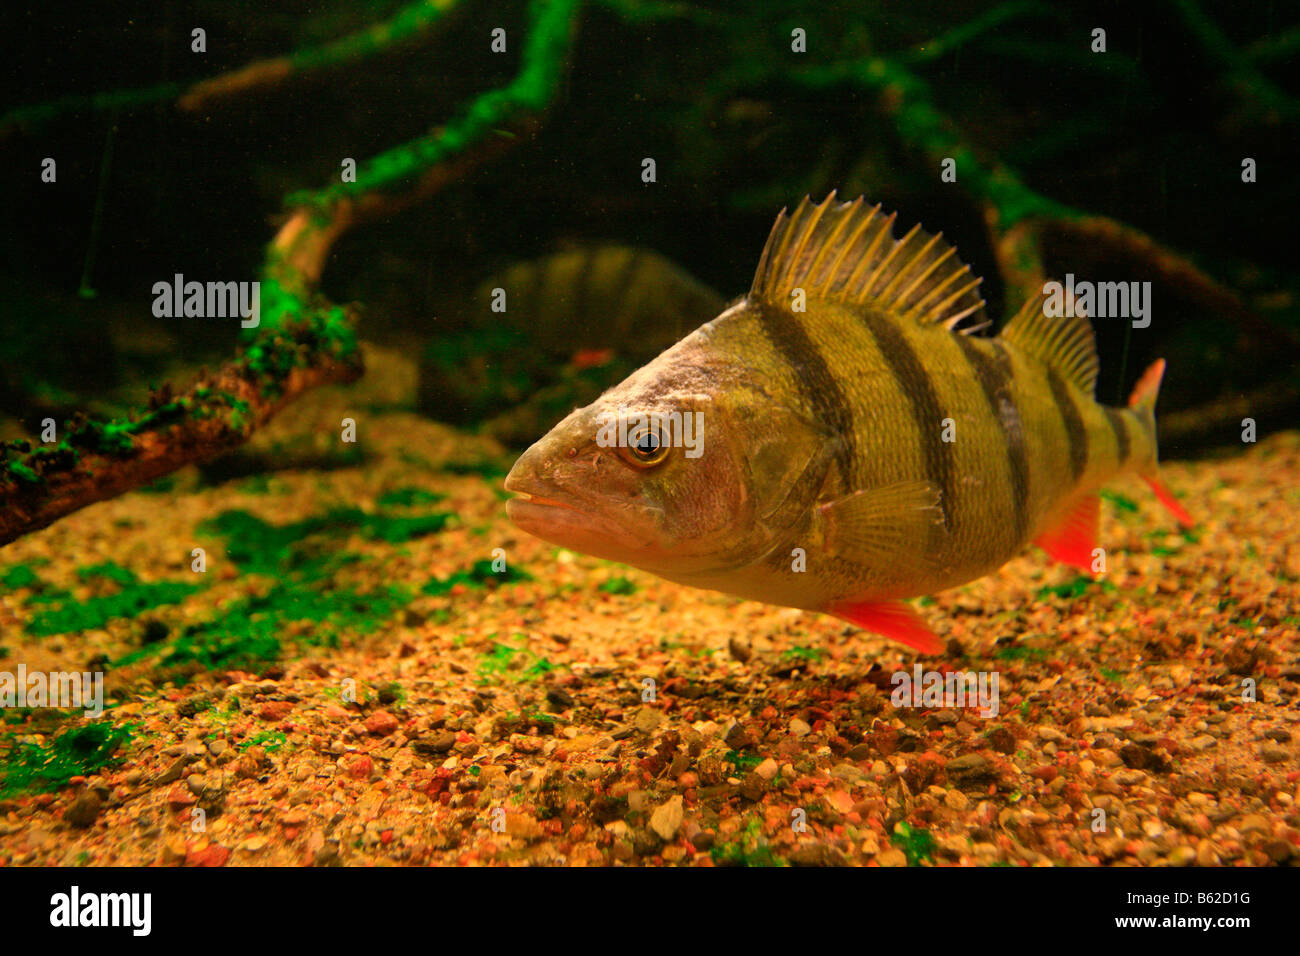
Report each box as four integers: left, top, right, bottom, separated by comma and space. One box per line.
1001, 289, 1099, 394
750, 192, 988, 333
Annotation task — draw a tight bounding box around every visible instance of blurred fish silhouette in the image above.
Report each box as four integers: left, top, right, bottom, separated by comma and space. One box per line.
506, 194, 1192, 653
420, 245, 723, 446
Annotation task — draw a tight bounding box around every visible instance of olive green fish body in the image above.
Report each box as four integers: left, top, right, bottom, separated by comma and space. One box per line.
506, 194, 1191, 653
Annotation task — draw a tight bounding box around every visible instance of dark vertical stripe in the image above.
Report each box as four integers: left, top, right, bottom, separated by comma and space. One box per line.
753, 303, 856, 484
1104, 407, 1131, 466
859, 315, 954, 542
954, 337, 1030, 543
572, 246, 598, 328
607, 248, 643, 340
1047, 368, 1088, 483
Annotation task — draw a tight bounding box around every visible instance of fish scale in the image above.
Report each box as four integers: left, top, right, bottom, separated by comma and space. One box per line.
506, 193, 1193, 654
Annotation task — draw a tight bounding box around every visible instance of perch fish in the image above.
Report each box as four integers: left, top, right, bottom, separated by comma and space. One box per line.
505, 194, 1192, 653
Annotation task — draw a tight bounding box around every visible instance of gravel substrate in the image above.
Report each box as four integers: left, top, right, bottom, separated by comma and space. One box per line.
0, 382, 1296, 866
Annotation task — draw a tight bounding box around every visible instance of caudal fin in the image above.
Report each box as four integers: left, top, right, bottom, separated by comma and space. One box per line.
1128, 359, 1193, 528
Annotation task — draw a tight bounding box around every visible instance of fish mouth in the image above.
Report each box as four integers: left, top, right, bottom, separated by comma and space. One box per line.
502, 471, 577, 514
503, 471, 590, 531
503, 467, 658, 558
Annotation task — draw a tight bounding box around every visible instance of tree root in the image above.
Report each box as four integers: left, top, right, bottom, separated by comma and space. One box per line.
0, 0, 580, 548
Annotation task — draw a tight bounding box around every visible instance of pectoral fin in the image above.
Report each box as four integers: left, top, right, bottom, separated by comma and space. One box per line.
818, 480, 946, 576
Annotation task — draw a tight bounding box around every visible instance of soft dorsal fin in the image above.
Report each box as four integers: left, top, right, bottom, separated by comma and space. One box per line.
1001, 290, 1099, 395
749, 192, 988, 333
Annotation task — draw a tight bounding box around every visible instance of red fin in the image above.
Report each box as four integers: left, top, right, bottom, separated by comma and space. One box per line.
1034, 494, 1100, 572
1128, 358, 1166, 410
1142, 475, 1193, 528
827, 599, 942, 655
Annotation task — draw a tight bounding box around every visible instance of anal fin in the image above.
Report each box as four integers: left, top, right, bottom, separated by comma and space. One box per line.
1034, 493, 1100, 572
827, 600, 942, 655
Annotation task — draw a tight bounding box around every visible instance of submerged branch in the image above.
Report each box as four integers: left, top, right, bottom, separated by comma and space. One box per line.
789, 53, 1282, 342
0, 0, 580, 547
0, 0, 463, 138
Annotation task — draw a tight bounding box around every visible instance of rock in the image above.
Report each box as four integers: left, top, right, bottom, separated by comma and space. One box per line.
166, 785, 196, 809
345, 755, 374, 780
1263, 840, 1294, 864
1120, 743, 1170, 773
634, 707, 663, 734
152, 755, 193, 785
727, 636, 752, 662
723, 721, 751, 747
256, 701, 293, 722
161, 835, 188, 865
185, 844, 230, 867
364, 711, 400, 736
1167, 845, 1196, 866
946, 753, 992, 786
1239, 814, 1270, 833
986, 727, 1016, 754
846, 743, 874, 761
737, 772, 767, 802
546, 687, 575, 709
314, 842, 341, 866
413, 733, 456, 755
876, 847, 908, 867
789, 717, 811, 737
788, 843, 848, 866
1259, 743, 1289, 763
176, 693, 214, 719
64, 792, 102, 828
754, 758, 779, 781
649, 795, 684, 841
944, 789, 969, 811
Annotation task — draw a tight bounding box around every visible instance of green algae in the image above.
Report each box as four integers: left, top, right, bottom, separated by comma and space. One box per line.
891, 821, 937, 866
1034, 575, 1117, 602
0, 564, 41, 591
109, 503, 448, 675
203, 507, 453, 577
475, 640, 553, 685
238, 731, 288, 753
440, 458, 510, 479
100, 495, 454, 675
0, 722, 134, 798
77, 562, 138, 586
423, 558, 532, 596
724, 750, 763, 774
598, 576, 638, 596
710, 818, 782, 867
25, 568, 201, 637
1100, 490, 1139, 513
377, 486, 446, 507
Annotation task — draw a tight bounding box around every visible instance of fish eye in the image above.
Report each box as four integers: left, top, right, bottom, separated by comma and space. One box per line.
624, 425, 671, 467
